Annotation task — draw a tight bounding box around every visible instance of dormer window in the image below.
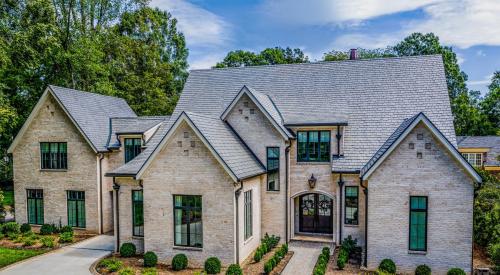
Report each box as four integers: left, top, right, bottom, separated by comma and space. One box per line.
462, 153, 482, 167
124, 138, 142, 163
297, 131, 330, 162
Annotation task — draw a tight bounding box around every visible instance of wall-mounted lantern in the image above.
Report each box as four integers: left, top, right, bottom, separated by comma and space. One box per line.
308, 174, 317, 189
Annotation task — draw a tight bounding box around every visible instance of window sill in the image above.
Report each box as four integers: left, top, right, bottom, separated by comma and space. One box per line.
295, 162, 330, 166
243, 236, 254, 245
408, 250, 427, 255
173, 246, 203, 252
40, 169, 67, 172
266, 190, 280, 194
344, 224, 359, 228
132, 236, 144, 240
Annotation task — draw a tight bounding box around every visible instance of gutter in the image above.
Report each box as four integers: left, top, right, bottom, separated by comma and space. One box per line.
285, 145, 291, 244
360, 177, 368, 267
113, 177, 120, 251
338, 173, 344, 244
99, 153, 105, 234
336, 127, 342, 157
234, 181, 243, 264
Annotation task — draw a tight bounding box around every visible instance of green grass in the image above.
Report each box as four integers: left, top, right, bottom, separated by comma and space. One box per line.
1, 190, 13, 206
0, 247, 47, 268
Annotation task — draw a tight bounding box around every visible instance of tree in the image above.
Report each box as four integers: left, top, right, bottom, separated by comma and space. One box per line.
481, 72, 500, 131
323, 48, 394, 61
215, 47, 308, 68
453, 91, 497, 136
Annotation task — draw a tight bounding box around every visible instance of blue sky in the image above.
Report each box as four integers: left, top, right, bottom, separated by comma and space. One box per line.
150, 0, 500, 95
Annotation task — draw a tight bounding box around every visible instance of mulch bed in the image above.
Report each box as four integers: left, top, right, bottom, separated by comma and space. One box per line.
0, 231, 96, 250
242, 246, 294, 275
473, 245, 493, 269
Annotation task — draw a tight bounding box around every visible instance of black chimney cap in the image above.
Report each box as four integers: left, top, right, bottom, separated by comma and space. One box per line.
349, 49, 357, 60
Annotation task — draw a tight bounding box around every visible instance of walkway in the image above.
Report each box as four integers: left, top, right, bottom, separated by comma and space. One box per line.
282, 240, 334, 275
0, 234, 114, 275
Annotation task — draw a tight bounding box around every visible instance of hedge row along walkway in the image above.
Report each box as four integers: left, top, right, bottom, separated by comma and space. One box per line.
282, 240, 331, 275
0, 234, 114, 275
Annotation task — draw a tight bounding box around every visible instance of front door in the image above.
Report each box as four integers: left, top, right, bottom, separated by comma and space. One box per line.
299, 193, 333, 234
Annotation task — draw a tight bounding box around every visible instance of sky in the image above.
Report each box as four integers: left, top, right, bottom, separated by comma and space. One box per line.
150, 0, 500, 95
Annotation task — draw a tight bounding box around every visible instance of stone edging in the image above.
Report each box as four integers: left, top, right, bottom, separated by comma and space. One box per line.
89, 251, 113, 275
275, 251, 294, 275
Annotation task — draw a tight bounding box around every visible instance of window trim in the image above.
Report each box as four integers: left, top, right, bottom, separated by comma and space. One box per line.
408, 196, 428, 252
266, 147, 280, 191
26, 189, 44, 225
244, 190, 253, 240
132, 190, 144, 237
40, 142, 67, 170
67, 190, 86, 228
461, 152, 483, 167
173, 195, 203, 248
296, 131, 331, 162
344, 186, 359, 225
124, 138, 142, 163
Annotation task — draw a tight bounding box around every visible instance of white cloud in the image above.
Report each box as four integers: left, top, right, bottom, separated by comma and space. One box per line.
476, 50, 486, 57
188, 53, 225, 70
467, 74, 493, 86
330, 33, 402, 50
456, 53, 465, 65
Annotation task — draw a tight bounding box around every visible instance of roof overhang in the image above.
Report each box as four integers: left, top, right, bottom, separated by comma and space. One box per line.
285, 122, 348, 127
458, 148, 490, 153
361, 113, 482, 183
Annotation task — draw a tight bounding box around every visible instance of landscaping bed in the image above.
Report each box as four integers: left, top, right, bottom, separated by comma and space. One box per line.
96, 255, 211, 275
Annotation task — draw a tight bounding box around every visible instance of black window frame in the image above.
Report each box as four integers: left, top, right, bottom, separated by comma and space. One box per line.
173, 195, 203, 248
40, 142, 67, 170
27, 189, 44, 225
244, 190, 253, 240
297, 131, 331, 162
266, 147, 280, 191
409, 196, 428, 251
67, 190, 86, 228
124, 138, 142, 163
344, 186, 359, 225
132, 190, 144, 237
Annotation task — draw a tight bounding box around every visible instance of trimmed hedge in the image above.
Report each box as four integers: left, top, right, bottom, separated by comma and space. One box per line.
226, 264, 243, 275
20, 223, 31, 233
144, 251, 158, 267
447, 268, 466, 275
379, 259, 396, 274
172, 254, 188, 271
120, 243, 137, 257
313, 246, 330, 275
40, 224, 57, 235
254, 233, 280, 262
2, 222, 20, 234
337, 247, 348, 270
415, 264, 431, 275
205, 257, 222, 274
263, 243, 288, 274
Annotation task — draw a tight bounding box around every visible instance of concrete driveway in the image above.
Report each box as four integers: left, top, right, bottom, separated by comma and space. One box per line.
0, 234, 114, 275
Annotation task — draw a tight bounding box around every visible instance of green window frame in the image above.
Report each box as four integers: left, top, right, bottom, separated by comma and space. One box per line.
266, 147, 280, 191
174, 195, 202, 248
40, 142, 67, 169
297, 131, 330, 162
345, 186, 358, 225
132, 190, 144, 237
67, 191, 85, 228
27, 189, 44, 225
244, 190, 253, 240
409, 196, 427, 251
124, 138, 142, 163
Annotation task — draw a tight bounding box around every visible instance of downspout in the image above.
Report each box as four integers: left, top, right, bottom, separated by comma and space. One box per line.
360, 177, 368, 267
234, 181, 243, 264
285, 145, 291, 244
113, 177, 120, 251
338, 173, 344, 244
98, 153, 104, 234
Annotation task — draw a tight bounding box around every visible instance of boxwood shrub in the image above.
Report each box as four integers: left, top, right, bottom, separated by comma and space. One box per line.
120, 242, 136, 257
2, 222, 20, 234
447, 268, 466, 275
415, 264, 431, 275
205, 257, 222, 274
20, 223, 31, 233
379, 259, 396, 274
40, 224, 55, 235
226, 263, 243, 275
143, 251, 158, 267
172, 253, 188, 271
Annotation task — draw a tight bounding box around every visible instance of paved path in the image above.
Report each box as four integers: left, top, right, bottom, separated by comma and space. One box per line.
282, 240, 333, 275
0, 234, 114, 275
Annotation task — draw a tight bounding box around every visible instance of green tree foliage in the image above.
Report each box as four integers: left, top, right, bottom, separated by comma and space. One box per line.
215, 47, 308, 68
323, 48, 394, 61
480, 72, 500, 131
473, 170, 500, 250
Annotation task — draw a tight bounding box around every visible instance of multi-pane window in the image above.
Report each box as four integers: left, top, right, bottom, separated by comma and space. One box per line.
267, 147, 280, 191
40, 142, 67, 169
297, 131, 330, 162
124, 138, 142, 163
345, 186, 358, 225
67, 191, 85, 228
244, 190, 253, 240
174, 195, 202, 248
409, 196, 427, 251
462, 153, 483, 167
132, 190, 144, 237
27, 189, 43, 225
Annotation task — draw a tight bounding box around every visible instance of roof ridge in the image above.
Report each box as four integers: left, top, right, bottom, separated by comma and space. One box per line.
49, 85, 128, 101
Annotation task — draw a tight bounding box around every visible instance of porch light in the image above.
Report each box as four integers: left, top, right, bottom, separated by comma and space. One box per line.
308, 174, 317, 189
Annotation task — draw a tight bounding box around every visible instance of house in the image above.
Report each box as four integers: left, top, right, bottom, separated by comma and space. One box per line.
9, 54, 481, 273
457, 136, 500, 176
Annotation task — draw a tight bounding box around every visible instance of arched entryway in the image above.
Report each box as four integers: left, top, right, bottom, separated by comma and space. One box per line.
298, 193, 334, 234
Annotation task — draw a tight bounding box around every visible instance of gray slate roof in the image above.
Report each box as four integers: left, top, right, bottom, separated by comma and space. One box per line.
457, 136, 500, 166
107, 116, 170, 148
49, 85, 136, 152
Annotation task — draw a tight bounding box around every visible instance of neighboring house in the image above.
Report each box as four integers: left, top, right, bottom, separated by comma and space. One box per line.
10, 54, 482, 273
457, 136, 500, 176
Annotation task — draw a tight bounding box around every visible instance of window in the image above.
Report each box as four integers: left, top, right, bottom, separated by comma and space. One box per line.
297, 131, 330, 162
409, 196, 427, 251
125, 138, 142, 163
267, 147, 280, 191
244, 190, 253, 240
27, 189, 43, 225
345, 186, 358, 225
40, 142, 67, 169
132, 190, 144, 237
174, 195, 202, 248
67, 191, 85, 228
462, 153, 482, 167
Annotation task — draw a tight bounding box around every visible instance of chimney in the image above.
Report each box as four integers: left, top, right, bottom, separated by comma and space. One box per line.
349, 49, 357, 60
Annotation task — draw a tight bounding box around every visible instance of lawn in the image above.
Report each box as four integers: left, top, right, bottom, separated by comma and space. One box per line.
2, 190, 14, 206
0, 247, 47, 268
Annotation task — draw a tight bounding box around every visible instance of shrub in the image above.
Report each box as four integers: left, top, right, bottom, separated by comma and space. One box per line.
171, 253, 188, 271
415, 264, 431, 275
60, 226, 73, 234
379, 259, 396, 274
341, 235, 358, 256
40, 224, 55, 235
447, 268, 466, 275
143, 251, 158, 267
23, 238, 35, 246
204, 257, 221, 274
337, 247, 348, 270
253, 248, 263, 262
264, 261, 273, 274
120, 243, 136, 257
0, 233, 4, 239
100, 258, 123, 272
142, 268, 158, 275
58, 232, 73, 243
322, 246, 330, 256
2, 222, 20, 234
118, 267, 134, 275
474, 171, 500, 248
226, 264, 243, 275
489, 242, 500, 272
20, 223, 31, 233
41, 236, 56, 248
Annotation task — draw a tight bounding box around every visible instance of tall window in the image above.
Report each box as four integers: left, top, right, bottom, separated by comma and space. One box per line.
27, 189, 43, 225
267, 147, 280, 191
462, 153, 482, 167
124, 138, 142, 163
345, 186, 358, 225
67, 191, 85, 228
132, 190, 144, 237
297, 131, 330, 162
409, 196, 427, 251
174, 195, 202, 248
40, 142, 67, 169
244, 190, 253, 240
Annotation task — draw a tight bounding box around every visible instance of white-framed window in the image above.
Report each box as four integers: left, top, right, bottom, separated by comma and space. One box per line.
462, 153, 482, 167
244, 190, 253, 240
